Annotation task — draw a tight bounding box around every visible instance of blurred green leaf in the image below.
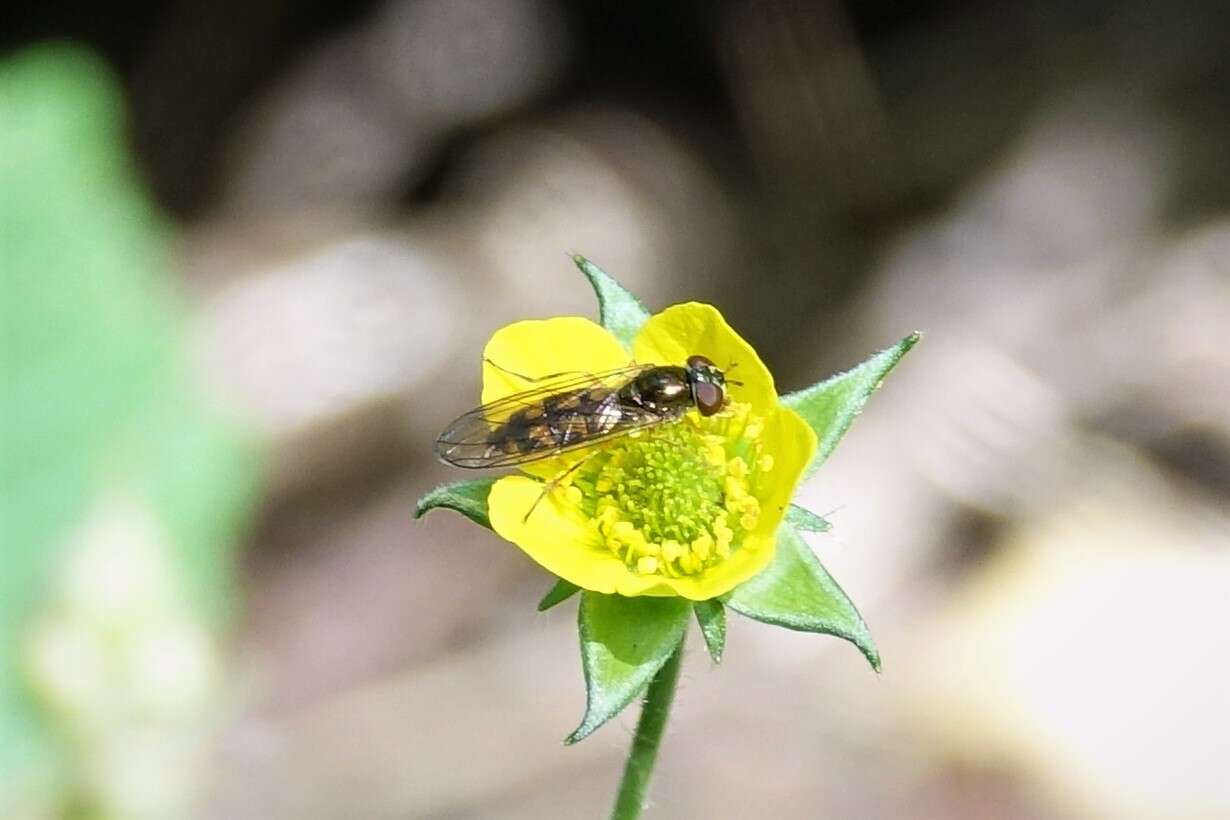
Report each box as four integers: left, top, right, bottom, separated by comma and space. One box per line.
538, 578, 580, 611
725, 527, 879, 671
133, 390, 259, 625
0, 44, 172, 783
0, 44, 257, 797
573, 254, 650, 351
785, 504, 832, 533
784, 333, 919, 478
693, 600, 726, 663
568, 593, 690, 744
415, 478, 498, 529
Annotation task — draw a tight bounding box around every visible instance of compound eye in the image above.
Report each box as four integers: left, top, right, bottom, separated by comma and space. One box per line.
687, 354, 715, 370
693, 381, 724, 416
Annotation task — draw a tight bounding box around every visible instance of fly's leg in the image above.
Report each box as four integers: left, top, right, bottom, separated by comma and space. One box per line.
484, 358, 589, 385
519, 411, 700, 523
522, 447, 605, 523
521, 413, 690, 523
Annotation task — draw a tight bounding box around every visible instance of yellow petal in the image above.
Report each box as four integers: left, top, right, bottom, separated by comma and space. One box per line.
488, 475, 777, 600
655, 531, 777, 599
632, 302, 777, 414
748, 404, 817, 542
481, 317, 629, 406
489, 475, 672, 596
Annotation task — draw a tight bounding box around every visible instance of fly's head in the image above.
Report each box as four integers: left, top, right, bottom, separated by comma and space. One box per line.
685, 354, 729, 416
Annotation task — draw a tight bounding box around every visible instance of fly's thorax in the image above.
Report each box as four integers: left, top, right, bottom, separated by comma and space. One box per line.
620, 366, 694, 415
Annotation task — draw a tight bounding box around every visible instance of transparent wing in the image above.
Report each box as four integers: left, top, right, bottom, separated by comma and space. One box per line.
436, 405, 670, 468
469, 364, 648, 416
434, 364, 671, 468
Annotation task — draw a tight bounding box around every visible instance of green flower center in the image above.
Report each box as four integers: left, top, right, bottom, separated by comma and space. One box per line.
563, 402, 772, 578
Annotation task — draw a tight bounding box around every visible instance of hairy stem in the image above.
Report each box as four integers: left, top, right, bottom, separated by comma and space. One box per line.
610, 639, 684, 820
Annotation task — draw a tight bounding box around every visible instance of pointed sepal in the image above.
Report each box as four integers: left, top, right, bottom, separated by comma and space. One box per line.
538, 578, 580, 611
783, 333, 919, 478
567, 592, 690, 744
785, 504, 832, 533
693, 599, 726, 663
725, 526, 880, 671
414, 478, 498, 529
573, 254, 651, 351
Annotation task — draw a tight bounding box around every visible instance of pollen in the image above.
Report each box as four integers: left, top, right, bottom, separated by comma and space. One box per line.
567, 401, 771, 579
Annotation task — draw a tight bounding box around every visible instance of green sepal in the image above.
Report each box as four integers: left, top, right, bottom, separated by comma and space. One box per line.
725, 526, 880, 671
414, 478, 498, 529
573, 254, 651, 351
784, 333, 919, 478
567, 592, 690, 744
693, 600, 726, 663
785, 504, 831, 533
538, 578, 580, 611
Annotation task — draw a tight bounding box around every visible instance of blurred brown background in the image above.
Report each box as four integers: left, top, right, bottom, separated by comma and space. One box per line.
7, 0, 1230, 817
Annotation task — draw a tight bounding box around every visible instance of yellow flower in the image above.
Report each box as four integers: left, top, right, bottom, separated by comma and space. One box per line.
485, 303, 817, 600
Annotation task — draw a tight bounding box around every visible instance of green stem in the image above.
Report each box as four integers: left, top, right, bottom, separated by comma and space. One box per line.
610, 638, 684, 820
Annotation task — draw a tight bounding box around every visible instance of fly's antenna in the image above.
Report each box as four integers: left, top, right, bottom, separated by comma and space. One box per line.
724, 362, 744, 387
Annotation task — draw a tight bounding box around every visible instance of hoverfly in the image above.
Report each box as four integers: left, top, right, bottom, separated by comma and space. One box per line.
434, 355, 732, 469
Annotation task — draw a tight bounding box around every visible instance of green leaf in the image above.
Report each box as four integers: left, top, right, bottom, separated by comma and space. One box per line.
573, 254, 650, 351
135, 390, 260, 626
785, 504, 832, 533
415, 478, 498, 529
568, 593, 690, 744
538, 578, 580, 611
0, 44, 258, 790
784, 333, 919, 478
725, 527, 880, 671
0, 45, 174, 784
693, 600, 726, 663
1, 45, 170, 619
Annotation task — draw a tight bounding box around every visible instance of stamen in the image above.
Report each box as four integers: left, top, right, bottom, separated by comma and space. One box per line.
561, 401, 770, 579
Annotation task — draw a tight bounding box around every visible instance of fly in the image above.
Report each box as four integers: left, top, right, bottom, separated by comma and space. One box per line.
434, 355, 732, 469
